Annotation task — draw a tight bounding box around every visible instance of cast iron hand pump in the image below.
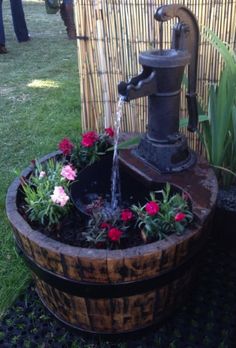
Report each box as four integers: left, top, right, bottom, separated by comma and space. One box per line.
118, 4, 200, 172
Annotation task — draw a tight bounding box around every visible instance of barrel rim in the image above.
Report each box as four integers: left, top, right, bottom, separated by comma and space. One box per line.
6, 151, 203, 259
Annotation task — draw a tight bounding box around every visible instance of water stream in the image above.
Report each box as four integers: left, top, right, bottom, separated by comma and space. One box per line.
110, 97, 124, 211
111, 22, 163, 212
75, 97, 124, 220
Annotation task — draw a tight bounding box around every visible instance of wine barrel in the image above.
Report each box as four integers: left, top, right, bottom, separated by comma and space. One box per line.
6, 151, 218, 335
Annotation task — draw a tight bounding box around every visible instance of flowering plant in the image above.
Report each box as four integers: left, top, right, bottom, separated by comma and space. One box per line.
83, 183, 193, 248
82, 207, 133, 249
20, 129, 193, 249
59, 128, 114, 170
21, 159, 77, 228
21, 128, 114, 231
132, 183, 193, 242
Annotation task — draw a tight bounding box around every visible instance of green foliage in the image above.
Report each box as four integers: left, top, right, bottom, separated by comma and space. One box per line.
199, 27, 236, 187
71, 141, 103, 169
108, 135, 141, 150
83, 184, 193, 249
22, 160, 72, 228
132, 183, 193, 242
83, 209, 130, 249
82, 196, 133, 249
84, 212, 109, 245
70, 131, 112, 170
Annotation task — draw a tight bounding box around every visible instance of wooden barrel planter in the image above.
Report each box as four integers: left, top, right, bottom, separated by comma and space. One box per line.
6, 151, 218, 335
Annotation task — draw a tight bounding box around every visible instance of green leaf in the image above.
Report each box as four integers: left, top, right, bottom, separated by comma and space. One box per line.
197, 27, 236, 186
202, 26, 236, 77
180, 114, 208, 128
107, 136, 141, 151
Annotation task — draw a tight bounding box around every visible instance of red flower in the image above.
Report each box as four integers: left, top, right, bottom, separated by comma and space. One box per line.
108, 228, 123, 242
58, 138, 74, 156
100, 222, 111, 229
175, 212, 186, 222
121, 209, 133, 221
105, 127, 114, 137
145, 201, 159, 216
81, 131, 99, 147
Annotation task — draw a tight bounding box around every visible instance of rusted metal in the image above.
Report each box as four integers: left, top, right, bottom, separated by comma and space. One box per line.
118, 4, 200, 173
119, 149, 218, 225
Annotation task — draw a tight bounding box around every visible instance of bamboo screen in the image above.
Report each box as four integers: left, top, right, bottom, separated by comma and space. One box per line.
74, 0, 236, 148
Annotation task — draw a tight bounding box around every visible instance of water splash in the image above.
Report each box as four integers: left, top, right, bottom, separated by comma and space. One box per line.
111, 97, 124, 211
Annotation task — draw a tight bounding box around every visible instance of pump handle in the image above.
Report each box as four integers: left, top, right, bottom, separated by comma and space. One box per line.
154, 5, 199, 132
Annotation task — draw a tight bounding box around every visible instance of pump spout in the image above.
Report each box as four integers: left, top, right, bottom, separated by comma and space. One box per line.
118, 68, 157, 102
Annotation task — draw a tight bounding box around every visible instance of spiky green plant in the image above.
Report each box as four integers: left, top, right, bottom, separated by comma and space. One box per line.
200, 27, 236, 187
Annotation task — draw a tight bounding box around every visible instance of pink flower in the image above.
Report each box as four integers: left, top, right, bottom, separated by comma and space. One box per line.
175, 212, 186, 222
81, 131, 99, 147
145, 201, 159, 216
108, 228, 123, 242
61, 165, 77, 181
121, 209, 133, 221
39, 171, 46, 179
58, 138, 74, 156
105, 127, 114, 137
50, 186, 69, 207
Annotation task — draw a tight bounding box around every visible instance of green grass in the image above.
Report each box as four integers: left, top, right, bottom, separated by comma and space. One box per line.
0, 0, 80, 317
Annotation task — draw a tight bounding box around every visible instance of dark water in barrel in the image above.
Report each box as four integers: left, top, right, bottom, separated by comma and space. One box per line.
72, 98, 126, 219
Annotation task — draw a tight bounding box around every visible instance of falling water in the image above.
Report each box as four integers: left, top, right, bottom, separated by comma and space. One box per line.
111, 97, 124, 211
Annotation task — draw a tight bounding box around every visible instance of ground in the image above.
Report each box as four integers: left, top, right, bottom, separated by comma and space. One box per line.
0, 0, 80, 316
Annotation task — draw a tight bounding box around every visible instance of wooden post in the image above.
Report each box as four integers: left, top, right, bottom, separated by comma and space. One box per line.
94, 0, 112, 128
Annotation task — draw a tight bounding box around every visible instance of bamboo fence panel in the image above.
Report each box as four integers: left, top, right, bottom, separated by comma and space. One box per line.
74, 0, 236, 151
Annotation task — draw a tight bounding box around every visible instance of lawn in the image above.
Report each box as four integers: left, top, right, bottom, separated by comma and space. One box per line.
0, 0, 80, 317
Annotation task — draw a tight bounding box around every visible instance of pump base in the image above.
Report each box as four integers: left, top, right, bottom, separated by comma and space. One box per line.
134, 134, 196, 173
